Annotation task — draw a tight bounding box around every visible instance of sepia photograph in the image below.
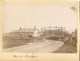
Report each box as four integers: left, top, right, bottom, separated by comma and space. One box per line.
2, 2, 77, 53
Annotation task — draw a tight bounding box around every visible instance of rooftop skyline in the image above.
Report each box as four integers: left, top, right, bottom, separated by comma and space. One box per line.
3, 3, 77, 33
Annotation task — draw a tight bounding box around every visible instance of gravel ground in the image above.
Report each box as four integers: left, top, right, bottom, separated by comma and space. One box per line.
52, 42, 77, 53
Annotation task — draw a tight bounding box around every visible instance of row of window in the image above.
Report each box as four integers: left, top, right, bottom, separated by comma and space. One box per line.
9, 32, 34, 36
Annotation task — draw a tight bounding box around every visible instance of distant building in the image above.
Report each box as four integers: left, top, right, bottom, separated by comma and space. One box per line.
43, 26, 67, 37
7, 27, 41, 37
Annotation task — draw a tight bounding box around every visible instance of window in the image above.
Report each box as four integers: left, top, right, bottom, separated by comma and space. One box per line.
20, 33, 23, 36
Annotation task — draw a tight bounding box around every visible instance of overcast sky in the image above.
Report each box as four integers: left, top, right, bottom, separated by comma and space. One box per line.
3, 3, 77, 33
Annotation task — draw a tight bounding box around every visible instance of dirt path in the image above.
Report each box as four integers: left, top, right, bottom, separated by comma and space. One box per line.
3, 40, 64, 53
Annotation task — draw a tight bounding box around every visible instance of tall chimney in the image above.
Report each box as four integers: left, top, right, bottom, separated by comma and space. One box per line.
19, 27, 22, 30
34, 26, 36, 30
